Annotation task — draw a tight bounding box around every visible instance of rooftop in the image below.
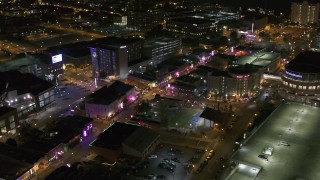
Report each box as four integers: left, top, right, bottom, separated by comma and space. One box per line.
89, 122, 140, 150
0, 142, 45, 165
286, 51, 320, 73
176, 74, 200, 84
171, 81, 197, 89
86, 81, 134, 105
54, 115, 93, 132
0, 154, 32, 180
228, 64, 259, 75
0, 56, 40, 71
168, 17, 214, 24
128, 73, 157, 82
93, 36, 143, 46
0, 70, 54, 96
144, 36, 179, 48
200, 107, 230, 124
122, 127, 159, 153
0, 106, 16, 116
20, 139, 61, 155
236, 52, 279, 67
230, 103, 320, 180
45, 161, 114, 180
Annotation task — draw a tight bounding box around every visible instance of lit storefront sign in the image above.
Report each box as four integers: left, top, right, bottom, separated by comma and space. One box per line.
235, 75, 250, 79
52, 54, 63, 64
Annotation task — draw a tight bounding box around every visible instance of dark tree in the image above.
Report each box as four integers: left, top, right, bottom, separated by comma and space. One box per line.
158, 100, 169, 128
230, 31, 238, 41
6, 138, 17, 147
136, 100, 151, 115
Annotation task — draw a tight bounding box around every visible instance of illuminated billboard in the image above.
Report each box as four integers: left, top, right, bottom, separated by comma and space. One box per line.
52, 54, 63, 64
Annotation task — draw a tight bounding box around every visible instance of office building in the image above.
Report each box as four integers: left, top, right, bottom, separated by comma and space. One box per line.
90, 37, 144, 79
127, 9, 164, 31
0, 70, 55, 118
90, 45, 128, 79
166, 17, 216, 38
291, 1, 320, 24
143, 37, 181, 64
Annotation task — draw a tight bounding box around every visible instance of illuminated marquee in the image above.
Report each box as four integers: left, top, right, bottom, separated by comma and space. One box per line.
52, 54, 63, 64
235, 75, 250, 79
285, 70, 302, 78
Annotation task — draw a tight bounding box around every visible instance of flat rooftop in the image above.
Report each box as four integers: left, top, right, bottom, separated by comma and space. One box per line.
236, 52, 279, 67
168, 17, 214, 24
89, 122, 140, 150
0, 56, 40, 71
229, 103, 320, 180
0, 106, 16, 116
0, 70, 54, 96
286, 51, 320, 73
86, 81, 134, 105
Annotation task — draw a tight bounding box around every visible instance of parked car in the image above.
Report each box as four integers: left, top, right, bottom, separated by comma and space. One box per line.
147, 154, 157, 159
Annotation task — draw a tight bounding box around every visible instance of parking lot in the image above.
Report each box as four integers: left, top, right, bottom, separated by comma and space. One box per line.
133, 144, 215, 180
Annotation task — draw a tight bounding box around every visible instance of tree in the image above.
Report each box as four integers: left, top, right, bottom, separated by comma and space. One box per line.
158, 100, 170, 128
6, 138, 17, 147
99, 71, 107, 79
217, 36, 228, 47
145, 24, 164, 39
145, 65, 156, 76
18, 123, 44, 143
240, 34, 246, 42
136, 100, 151, 115
258, 31, 271, 41
230, 31, 238, 41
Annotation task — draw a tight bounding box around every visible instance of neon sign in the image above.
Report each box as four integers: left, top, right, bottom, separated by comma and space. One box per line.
52, 54, 63, 64
235, 75, 250, 79
285, 71, 302, 78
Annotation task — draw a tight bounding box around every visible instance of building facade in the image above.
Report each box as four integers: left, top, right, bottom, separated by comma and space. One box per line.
143, 37, 181, 65
281, 51, 320, 98
207, 66, 261, 100
166, 17, 216, 39
127, 9, 164, 31
0, 106, 18, 137
85, 81, 137, 119
0, 70, 55, 118
90, 45, 128, 79
291, 1, 320, 24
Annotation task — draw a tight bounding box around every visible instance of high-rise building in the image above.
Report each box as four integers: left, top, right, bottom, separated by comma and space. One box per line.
166, 17, 216, 39
89, 37, 144, 79
291, 1, 320, 24
143, 37, 181, 64
90, 45, 128, 80
127, 9, 164, 31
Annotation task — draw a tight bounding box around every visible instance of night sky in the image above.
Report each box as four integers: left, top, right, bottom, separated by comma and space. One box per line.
215, 0, 320, 15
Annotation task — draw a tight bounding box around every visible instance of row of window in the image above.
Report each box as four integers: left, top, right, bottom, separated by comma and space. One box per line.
0, 115, 16, 134
283, 81, 320, 90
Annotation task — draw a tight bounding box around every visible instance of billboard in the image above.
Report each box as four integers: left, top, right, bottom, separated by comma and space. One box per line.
52, 54, 63, 64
